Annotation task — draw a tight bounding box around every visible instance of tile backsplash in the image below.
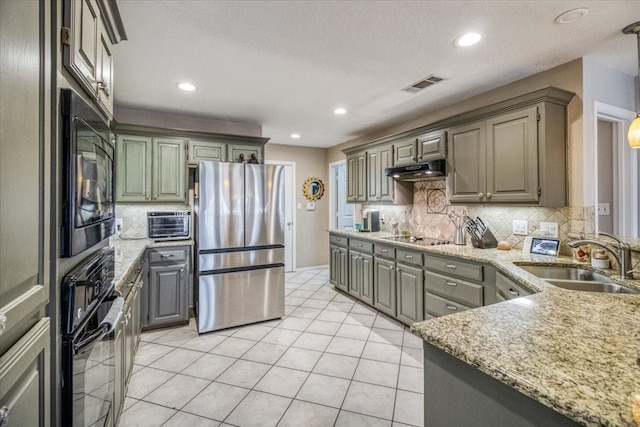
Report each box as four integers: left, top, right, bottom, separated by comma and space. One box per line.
115, 204, 190, 239
365, 180, 596, 256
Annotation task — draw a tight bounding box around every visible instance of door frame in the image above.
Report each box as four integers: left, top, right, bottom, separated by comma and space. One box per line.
266, 160, 296, 271
593, 101, 638, 237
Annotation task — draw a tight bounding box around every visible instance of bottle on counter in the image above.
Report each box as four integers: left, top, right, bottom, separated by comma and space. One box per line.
400, 211, 410, 237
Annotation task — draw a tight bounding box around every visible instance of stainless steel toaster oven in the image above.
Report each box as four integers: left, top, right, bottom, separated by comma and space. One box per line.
147, 211, 191, 241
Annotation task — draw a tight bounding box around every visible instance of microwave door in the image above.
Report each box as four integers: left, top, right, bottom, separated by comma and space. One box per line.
198, 161, 244, 250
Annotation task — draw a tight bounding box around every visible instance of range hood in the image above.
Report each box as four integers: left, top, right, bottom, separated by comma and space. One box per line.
385, 159, 446, 182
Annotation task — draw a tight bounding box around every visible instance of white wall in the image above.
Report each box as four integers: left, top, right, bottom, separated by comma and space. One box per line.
582, 58, 637, 207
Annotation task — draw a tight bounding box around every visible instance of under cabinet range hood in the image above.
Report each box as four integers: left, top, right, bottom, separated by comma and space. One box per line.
385, 159, 446, 182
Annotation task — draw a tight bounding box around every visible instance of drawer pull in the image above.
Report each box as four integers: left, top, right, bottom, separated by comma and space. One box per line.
160, 254, 175, 258
380, 249, 388, 253
445, 281, 457, 287
405, 255, 414, 259
508, 288, 520, 296
358, 243, 363, 247
445, 305, 458, 311
127, 281, 134, 288
444, 264, 457, 269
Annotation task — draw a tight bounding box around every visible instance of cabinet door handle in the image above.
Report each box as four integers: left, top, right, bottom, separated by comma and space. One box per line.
0, 312, 6, 337
508, 288, 520, 296
445, 281, 457, 287
127, 281, 134, 288
145, 194, 150, 200
478, 193, 484, 199
0, 406, 10, 426
153, 193, 158, 199
180, 268, 185, 272
444, 264, 457, 269
396, 267, 400, 272
486, 192, 493, 198
445, 305, 458, 311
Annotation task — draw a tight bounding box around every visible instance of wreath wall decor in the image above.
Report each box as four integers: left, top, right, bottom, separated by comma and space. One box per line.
302, 177, 325, 201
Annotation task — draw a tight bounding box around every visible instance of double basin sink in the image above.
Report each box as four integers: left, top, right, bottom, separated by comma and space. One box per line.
517, 265, 638, 294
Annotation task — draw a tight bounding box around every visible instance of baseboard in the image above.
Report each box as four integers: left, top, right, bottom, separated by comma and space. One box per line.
292, 264, 329, 272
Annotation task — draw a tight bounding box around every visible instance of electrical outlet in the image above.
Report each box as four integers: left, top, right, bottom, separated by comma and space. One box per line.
539, 222, 559, 238
512, 220, 528, 235
115, 218, 123, 230
597, 203, 611, 216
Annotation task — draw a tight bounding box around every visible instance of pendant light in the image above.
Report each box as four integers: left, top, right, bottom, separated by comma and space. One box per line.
624, 21, 640, 148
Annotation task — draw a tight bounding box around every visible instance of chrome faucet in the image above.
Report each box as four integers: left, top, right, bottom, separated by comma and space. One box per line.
568, 232, 633, 279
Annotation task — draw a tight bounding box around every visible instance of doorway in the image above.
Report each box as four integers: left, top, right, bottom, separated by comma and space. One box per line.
266, 160, 296, 271
329, 161, 355, 230
594, 102, 639, 237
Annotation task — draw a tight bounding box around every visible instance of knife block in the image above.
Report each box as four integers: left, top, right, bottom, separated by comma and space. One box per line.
470, 229, 498, 249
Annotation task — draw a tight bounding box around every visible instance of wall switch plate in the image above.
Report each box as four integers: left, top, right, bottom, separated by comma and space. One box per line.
297, 203, 302, 210
115, 218, 123, 230
597, 203, 611, 216
512, 220, 528, 235
539, 222, 559, 238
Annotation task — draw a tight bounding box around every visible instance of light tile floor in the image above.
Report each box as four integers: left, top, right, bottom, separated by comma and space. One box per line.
119, 267, 424, 427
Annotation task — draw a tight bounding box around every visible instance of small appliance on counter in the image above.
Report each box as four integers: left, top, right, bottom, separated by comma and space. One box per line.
360, 209, 380, 232
147, 211, 191, 241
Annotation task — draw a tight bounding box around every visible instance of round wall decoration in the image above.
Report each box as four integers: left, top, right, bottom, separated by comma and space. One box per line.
302, 177, 325, 201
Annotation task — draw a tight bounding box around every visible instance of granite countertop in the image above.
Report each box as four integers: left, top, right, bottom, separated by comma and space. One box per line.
329, 229, 640, 426
110, 236, 194, 290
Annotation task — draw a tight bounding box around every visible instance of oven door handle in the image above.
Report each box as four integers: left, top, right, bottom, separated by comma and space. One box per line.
74, 296, 124, 355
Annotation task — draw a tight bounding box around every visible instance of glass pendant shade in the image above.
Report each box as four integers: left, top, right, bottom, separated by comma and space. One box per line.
629, 115, 640, 148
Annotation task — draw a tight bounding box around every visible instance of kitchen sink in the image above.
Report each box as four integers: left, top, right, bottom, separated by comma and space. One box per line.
517, 265, 610, 282
544, 280, 638, 294
516, 264, 638, 294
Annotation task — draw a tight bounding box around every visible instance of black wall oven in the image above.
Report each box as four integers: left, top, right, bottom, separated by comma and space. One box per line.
61, 89, 116, 257
61, 246, 123, 427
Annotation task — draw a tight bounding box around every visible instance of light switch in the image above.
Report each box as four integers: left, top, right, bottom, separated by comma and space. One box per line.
297, 203, 302, 210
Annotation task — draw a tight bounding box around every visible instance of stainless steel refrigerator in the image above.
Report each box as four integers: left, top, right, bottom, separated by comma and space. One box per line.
195, 160, 285, 333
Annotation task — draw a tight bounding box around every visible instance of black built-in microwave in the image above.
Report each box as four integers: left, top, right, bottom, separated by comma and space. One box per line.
60, 89, 116, 257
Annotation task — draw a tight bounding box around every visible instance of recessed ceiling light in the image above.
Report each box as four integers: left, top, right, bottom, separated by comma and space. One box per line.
334, 108, 347, 115
555, 8, 589, 24
291, 133, 301, 139
176, 82, 196, 91
454, 32, 482, 47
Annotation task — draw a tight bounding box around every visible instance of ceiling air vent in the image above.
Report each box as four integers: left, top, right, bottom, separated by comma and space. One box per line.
404, 75, 445, 93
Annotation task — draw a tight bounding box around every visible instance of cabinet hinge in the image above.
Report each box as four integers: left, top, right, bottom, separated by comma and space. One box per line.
537, 187, 542, 196
536, 113, 541, 121
61, 27, 71, 46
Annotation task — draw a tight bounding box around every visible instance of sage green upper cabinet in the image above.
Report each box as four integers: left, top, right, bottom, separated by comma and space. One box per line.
393, 137, 418, 167
368, 144, 394, 203
448, 88, 573, 206
62, 0, 126, 119
116, 135, 186, 203
447, 121, 486, 204
188, 140, 226, 165
346, 151, 367, 202
393, 130, 446, 167
485, 107, 539, 203
229, 143, 262, 163
417, 130, 446, 163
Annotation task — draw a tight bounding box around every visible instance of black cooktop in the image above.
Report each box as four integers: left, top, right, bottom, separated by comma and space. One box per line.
381, 235, 451, 246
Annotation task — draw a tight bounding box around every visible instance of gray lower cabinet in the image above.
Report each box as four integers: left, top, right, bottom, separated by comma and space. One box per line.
0, 319, 50, 427
496, 272, 534, 302
373, 258, 397, 317
348, 251, 373, 304
143, 246, 191, 329
329, 235, 349, 292
396, 263, 424, 325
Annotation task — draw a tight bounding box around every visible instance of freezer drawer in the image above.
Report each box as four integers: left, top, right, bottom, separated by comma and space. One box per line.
199, 248, 284, 271
197, 266, 284, 333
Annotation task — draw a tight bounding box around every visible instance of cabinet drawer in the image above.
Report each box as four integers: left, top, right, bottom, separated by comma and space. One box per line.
496, 272, 534, 301
424, 255, 483, 282
373, 243, 395, 259
396, 248, 423, 267
329, 234, 348, 247
425, 271, 483, 307
349, 239, 373, 254
148, 247, 189, 264
425, 292, 473, 317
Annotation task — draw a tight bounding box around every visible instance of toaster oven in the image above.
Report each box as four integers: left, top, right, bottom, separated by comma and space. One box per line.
147, 211, 191, 241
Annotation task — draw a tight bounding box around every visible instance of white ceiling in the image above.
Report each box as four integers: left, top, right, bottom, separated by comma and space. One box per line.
113, 1, 639, 148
